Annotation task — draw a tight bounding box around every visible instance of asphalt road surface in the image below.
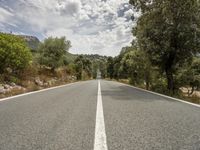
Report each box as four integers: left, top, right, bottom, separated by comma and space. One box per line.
0, 80, 200, 150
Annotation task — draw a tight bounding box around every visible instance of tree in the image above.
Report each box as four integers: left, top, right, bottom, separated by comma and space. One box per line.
74, 56, 83, 80
130, 0, 200, 94
0, 33, 32, 75
107, 57, 114, 79
74, 55, 92, 80
178, 57, 200, 95
112, 47, 132, 80
111, 46, 140, 80
98, 60, 107, 79
38, 37, 71, 71
112, 56, 122, 80
120, 47, 152, 89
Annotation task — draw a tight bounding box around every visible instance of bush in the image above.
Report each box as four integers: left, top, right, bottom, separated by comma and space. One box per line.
151, 78, 169, 95
38, 37, 71, 71
9, 76, 21, 84
0, 33, 32, 75
19, 64, 39, 80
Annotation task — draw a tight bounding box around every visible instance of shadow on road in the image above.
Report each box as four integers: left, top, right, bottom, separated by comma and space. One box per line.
101, 85, 174, 103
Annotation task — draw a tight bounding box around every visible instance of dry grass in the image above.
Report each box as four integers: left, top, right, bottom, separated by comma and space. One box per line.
0, 66, 77, 99
0, 87, 26, 99
180, 87, 200, 104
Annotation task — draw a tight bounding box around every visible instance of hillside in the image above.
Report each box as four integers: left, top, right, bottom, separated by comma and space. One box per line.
0, 32, 40, 51
18, 35, 40, 51
75, 54, 108, 62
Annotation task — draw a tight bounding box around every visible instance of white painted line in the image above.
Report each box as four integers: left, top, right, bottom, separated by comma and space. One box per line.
113, 81, 200, 108
0, 81, 83, 102
94, 80, 108, 150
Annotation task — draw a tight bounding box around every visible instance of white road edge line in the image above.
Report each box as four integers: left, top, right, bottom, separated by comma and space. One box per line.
94, 80, 108, 150
113, 81, 200, 108
0, 81, 83, 102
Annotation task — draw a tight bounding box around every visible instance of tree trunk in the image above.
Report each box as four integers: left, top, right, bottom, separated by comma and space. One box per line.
165, 67, 174, 95
165, 49, 176, 95
51, 67, 55, 73
146, 81, 149, 90
145, 73, 150, 90
189, 86, 195, 95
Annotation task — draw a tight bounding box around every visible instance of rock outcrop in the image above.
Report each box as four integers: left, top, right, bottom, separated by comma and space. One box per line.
19, 35, 40, 51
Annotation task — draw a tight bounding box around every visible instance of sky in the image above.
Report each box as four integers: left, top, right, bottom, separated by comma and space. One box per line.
0, 0, 138, 56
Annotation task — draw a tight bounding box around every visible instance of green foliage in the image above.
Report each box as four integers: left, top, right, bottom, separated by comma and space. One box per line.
151, 78, 169, 94
64, 52, 77, 64
73, 54, 108, 80
66, 63, 76, 75
98, 60, 107, 79
121, 47, 152, 89
130, 0, 200, 94
110, 46, 153, 89
0, 33, 32, 74
107, 57, 114, 79
113, 56, 125, 80
38, 37, 71, 71
79, 54, 108, 79
9, 76, 21, 84
177, 57, 200, 95
92, 61, 99, 79
74, 55, 92, 80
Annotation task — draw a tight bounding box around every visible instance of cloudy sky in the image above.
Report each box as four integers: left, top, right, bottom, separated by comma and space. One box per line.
0, 0, 137, 56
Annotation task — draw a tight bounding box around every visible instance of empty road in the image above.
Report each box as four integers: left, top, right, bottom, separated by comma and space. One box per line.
0, 80, 200, 150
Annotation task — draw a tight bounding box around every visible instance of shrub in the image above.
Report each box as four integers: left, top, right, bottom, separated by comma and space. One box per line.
0, 33, 32, 75
38, 37, 71, 71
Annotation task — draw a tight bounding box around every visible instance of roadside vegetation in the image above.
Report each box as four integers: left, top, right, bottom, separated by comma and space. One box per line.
106, 0, 200, 104
0, 33, 107, 98
0, 0, 199, 104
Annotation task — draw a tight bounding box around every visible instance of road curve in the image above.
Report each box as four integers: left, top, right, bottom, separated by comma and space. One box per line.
0, 80, 200, 150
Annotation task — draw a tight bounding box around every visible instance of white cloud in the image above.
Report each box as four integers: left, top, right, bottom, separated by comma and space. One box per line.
0, 7, 13, 20
0, 0, 136, 56
124, 9, 134, 19
0, 7, 14, 28
57, 0, 82, 16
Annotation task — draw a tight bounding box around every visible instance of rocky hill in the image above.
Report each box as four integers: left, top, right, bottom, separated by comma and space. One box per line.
18, 35, 40, 51
0, 32, 40, 51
